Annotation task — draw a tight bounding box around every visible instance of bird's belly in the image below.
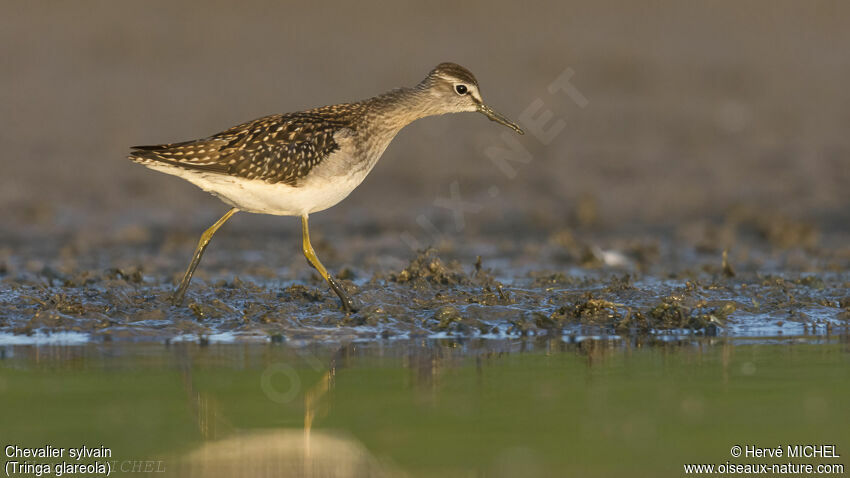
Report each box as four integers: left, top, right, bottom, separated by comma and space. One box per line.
191, 170, 369, 216
144, 143, 383, 216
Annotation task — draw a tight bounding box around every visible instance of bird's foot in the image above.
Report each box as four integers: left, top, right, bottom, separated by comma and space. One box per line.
169, 289, 187, 307
327, 276, 361, 313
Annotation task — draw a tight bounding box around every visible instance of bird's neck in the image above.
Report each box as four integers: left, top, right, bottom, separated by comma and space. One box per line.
362, 86, 443, 136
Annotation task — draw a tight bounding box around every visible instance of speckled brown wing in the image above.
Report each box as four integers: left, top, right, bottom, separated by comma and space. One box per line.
129, 112, 354, 185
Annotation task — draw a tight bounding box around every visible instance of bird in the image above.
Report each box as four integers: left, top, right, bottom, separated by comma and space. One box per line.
129, 62, 524, 312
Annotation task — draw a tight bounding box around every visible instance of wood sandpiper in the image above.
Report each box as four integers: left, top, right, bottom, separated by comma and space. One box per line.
129, 62, 524, 312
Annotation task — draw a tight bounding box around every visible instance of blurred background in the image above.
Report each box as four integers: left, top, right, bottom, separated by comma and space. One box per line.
2, 0, 849, 251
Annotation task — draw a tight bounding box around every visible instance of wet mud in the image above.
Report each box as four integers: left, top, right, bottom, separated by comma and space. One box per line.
2, 206, 848, 344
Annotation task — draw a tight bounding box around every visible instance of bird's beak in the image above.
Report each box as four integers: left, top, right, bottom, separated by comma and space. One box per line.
477, 104, 524, 135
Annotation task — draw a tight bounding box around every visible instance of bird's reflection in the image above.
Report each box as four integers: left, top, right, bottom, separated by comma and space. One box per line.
170, 428, 402, 477
169, 343, 401, 477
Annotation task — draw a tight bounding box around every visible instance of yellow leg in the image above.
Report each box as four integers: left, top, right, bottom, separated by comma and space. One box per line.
301, 214, 331, 281
301, 214, 359, 312
171, 208, 238, 305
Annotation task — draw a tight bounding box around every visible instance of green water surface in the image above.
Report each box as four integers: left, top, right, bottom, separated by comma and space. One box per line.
1, 338, 847, 477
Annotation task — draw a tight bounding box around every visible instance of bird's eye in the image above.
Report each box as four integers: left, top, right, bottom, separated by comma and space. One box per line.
455, 84, 468, 95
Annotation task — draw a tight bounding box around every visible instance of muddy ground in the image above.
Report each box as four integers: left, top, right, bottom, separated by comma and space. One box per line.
1, 1, 849, 342
2, 208, 848, 342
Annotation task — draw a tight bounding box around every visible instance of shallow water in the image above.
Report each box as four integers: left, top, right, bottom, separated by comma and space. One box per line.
1, 338, 847, 477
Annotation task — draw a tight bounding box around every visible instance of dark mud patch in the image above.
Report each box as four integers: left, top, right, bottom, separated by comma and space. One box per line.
1, 239, 848, 344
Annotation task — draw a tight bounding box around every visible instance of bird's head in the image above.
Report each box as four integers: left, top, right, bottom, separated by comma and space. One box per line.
418, 62, 524, 135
